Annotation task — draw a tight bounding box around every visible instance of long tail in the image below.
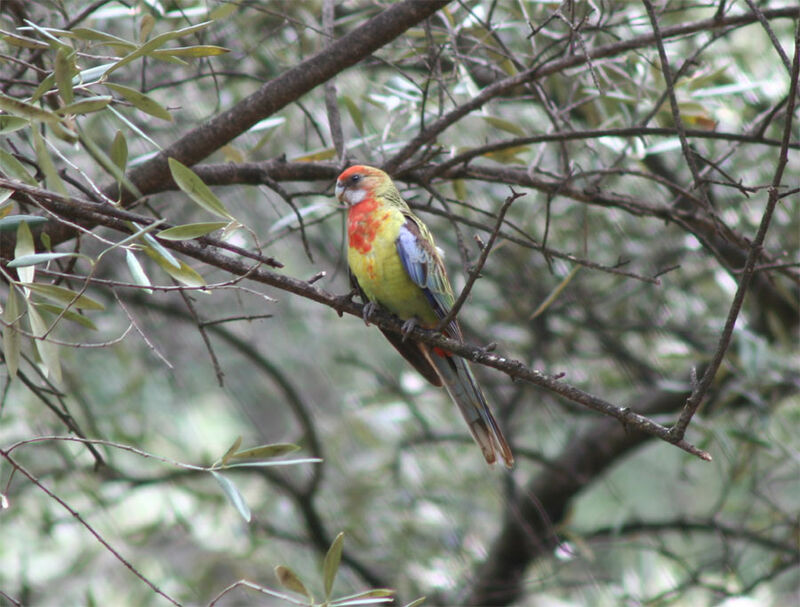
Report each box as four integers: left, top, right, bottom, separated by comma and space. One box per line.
422, 347, 514, 468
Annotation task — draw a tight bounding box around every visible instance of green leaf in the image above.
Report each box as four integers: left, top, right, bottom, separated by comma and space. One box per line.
220, 436, 243, 466
111, 130, 128, 172
145, 246, 206, 288
156, 222, 228, 241
0, 115, 29, 134
1, 30, 49, 49
21, 282, 105, 311
54, 46, 76, 105
69, 27, 137, 51
105, 83, 172, 121
403, 597, 427, 607
0, 215, 49, 232
125, 249, 153, 294
3, 286, 22, 379
0, 93, 59, 123
150, 45, 230, 58
32, 127, 67, 195
27, 300, 62, 384
8, 252, 82, 268
34, 302, 98, 330
482, 115, 526, 136
210, 470, 251, 522
56, 95, 112, 115
168, 158, 234, 219
274, 565, 313, 601
230, 443, 301, 460
142, 233, 180, 268
340, 95, 364, 133
323, 532, 345, 600
0, 149, 37, 185
103, 21, 214, 76
14, 221, 35, 285
209, 2, 237, 20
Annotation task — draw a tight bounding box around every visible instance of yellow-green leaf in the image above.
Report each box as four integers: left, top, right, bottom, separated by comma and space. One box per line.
54, 47, 76, 105
56, 95, 112, 115
157, 222, 228, 241
0, 93, 59, 123
34, 302, 98, 330
150, 45, 230, 58
3, 286, 22, 378
340, 95, 364, 133
168, 158, 234, 219
220, 436, 243, 466
323, 532, 344, 599
111, 130, 128, 171
230, 443, 301, 460
32, 127, 67, 195
0, 115, 29, 134
482, 115, 527, 137
145, 246, 206, 287
27, 300, 62, 384
21, 282, 105, 311
0, 215, 48, 232
105, 83, 172, 121
0, 150, 36, 185
139, 14, 156, 42
1, 30, 49, 49
209, 2, 237, 20
70, 27, 136, 51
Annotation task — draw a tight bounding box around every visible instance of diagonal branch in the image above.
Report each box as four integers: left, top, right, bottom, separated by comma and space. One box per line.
669, 19, 800, 440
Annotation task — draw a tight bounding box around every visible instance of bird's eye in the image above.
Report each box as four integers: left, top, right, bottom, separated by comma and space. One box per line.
350, 174, 362, 184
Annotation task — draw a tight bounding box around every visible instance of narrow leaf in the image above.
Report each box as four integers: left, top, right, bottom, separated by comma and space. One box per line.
168, 158, 234, 219
14, 221, 35, 285
230, 443, 301, 460
22, 282, 105, 311
0, 215, 49, 232
27, 300, 62, 384
3, 286, 21, 378
0, 149, 37, 185
211, 470, 251, 522
145, 246, 206, 287
105, 83, 172, 121
274, 566, 313, 600
125, 249, 153, 294
110, 130, 128, 171
220, 436, 243, 466
70, 27, 136, 51
35, 303, 97, 330
150, 45, 230, 58
0, 115, 29, 134
323, 532, 345, 599
54, 46, 76, 104
8, 252, 82, 268
482, 115, 526, 136
156, 221, 228, 241
32, 127, 67, 195
0, 94, 59, 123
56, 95, 112, 115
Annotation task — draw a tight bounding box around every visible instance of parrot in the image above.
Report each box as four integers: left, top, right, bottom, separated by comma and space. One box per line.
335, 165, 514, 468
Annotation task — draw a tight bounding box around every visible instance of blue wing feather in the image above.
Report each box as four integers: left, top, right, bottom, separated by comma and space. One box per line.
396, 218, 462, 338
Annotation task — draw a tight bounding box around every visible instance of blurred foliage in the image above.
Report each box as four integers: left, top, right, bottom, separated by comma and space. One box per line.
0, 1, 798, 606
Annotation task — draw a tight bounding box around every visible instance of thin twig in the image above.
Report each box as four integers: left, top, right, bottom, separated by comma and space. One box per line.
670, 19, 800, 441
436, 189, 524, 332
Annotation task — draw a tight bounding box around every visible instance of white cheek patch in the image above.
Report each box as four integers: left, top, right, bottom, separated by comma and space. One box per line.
346, 188, 366, 205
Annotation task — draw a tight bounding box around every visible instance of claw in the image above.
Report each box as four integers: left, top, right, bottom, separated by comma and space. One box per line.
401, 317, 419, 342
362, 301, 378, 326
334, 289, 358, 318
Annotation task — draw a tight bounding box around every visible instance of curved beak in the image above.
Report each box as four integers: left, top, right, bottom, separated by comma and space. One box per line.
334, 181, 345, 202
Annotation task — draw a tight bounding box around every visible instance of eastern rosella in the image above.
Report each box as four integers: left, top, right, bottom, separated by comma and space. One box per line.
335, 165, 514, 468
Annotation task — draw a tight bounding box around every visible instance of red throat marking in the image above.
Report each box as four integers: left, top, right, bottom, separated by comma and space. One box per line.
348, 196, 387, 254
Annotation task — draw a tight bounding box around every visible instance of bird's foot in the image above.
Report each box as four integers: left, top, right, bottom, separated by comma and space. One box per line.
362, 301, 378, 326
400, 317, 419, 342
